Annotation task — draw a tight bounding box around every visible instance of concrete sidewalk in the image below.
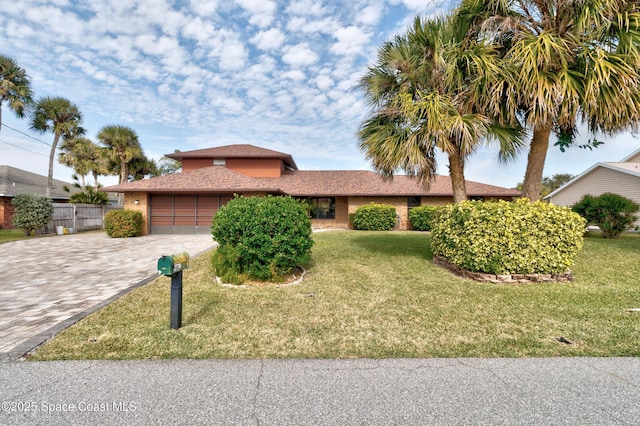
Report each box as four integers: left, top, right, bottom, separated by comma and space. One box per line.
0, 232, 216, 361
1, 357, 639, 425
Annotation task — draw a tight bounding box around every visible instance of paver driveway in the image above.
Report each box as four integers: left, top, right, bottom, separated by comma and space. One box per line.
0, 232, 216, 361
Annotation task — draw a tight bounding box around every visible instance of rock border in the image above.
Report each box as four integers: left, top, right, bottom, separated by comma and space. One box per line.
433, 256, 574, 284
215, 266, 307, 288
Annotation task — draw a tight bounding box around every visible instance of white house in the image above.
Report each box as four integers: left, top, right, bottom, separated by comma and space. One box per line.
545, 149, 640, 225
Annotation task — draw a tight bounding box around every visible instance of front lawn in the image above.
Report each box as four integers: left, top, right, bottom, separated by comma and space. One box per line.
0, 228, 30, 243
31, 231, 640, 360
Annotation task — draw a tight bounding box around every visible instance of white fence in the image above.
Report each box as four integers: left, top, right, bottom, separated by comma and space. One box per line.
47, 203, 121, 233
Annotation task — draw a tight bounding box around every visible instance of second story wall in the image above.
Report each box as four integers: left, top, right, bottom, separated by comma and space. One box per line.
181, 157, 284, 177
226, 158, 283, 177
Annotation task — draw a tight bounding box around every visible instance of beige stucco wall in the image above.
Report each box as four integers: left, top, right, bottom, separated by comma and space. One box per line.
123, 192, 149, 235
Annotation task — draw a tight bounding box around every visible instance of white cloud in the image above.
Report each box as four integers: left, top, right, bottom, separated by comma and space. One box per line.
330, 26, 372, 56
235, 0, 278, 27
282, 43, 319, 67
189, 0, 219, 16
250, 28, 286, 51
218, 37, 248, 71
357, 4, 384, 26
286, 0, 329, 17
286, 16, 338, 35
282, 69, 307, 81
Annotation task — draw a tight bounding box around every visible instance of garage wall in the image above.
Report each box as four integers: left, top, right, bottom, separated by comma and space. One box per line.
150, 194, 232, 234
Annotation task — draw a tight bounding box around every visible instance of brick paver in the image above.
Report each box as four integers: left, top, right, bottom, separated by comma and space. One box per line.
0, 232, 216, 361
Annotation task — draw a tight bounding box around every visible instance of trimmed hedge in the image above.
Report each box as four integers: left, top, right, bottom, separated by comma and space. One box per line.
211, 195, 313, 282
104, 209, 144, 238
408, 205, 440, 231
431, 199, 586, 275
352, 203, 396, 231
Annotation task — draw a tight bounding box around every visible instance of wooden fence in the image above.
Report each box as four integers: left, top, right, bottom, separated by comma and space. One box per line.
47, 203, 121, 233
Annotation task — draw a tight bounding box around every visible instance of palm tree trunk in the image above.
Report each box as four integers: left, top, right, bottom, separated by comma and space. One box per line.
448, 149, 467, 203
118, 158, 128, 206
46, 133, 61, 199
522, 121, 553, 201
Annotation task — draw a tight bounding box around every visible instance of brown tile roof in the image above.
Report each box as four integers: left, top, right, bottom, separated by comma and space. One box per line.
264, 171, 520, 197
166, 144, 298, 170
103, 167, 521, 198
102, 166, 283, 194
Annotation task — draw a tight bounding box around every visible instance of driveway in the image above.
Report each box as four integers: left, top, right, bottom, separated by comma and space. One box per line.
0, 232, 216, 361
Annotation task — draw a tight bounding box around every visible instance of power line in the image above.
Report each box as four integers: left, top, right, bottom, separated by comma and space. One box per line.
1, 123, 51, 146
0, 138, 49, 157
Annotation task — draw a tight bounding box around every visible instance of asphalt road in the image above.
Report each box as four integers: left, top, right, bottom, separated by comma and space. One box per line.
1, 357, 639, 425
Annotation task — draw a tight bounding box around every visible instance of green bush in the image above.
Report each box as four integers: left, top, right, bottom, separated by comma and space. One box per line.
211, 195, 313, 282
431, 199, 586, 275
12, 194, 53, 236
408, 205, 440, 231
572, 193, 639, 238
104, 209, 143, 237
352, 203, 396, 231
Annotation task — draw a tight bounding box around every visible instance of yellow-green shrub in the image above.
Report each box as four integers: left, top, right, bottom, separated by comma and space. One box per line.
104, 209, 143, 237
431, 199, 586, 274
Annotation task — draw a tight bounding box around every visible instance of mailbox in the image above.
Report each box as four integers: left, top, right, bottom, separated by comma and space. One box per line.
157, 252, 190, 276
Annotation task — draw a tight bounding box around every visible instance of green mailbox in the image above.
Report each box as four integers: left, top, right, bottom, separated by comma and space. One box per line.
157, 252, 190, 276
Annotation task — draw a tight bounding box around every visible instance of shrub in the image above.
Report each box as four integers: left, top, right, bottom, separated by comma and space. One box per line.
104, 209, 143, 237
572, 193, 639, 238
211, 195, 313, 282
408, 205, 440, 231
352, 203, 396, 231
12, 194, 53, 236
431, 199, 586, 275
69, 185, 109, 205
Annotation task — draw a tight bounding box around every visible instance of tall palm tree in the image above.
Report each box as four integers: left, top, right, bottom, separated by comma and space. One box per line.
460, 0, 640, 200
30, 96, 84, 198
358, 15, 522, 202
97, 125, 142, 204
58, 137, 98, 188
0, 54, 34, 131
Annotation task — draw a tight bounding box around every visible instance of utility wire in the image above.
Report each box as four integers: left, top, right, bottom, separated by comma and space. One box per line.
1, 123, 51, 146
0, 138, 49, 157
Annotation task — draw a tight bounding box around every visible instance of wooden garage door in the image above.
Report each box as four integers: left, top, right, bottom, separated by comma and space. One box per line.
150, 195, 232, 234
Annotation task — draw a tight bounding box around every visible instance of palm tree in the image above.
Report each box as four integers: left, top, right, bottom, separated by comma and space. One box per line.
460, 0, 640, 200
358, 15, 522, 202
58, 137, 98, 188
97, 125, 142, 204
30, 96, 84, 198
0, 54, 34, 131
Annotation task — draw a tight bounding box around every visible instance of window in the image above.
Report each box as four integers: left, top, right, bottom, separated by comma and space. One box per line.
299, 197, 335, 219
407, 196, 421, 209
469, 196, 485, 201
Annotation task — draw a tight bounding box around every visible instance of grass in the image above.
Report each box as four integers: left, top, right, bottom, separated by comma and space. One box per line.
0, 228, 30, 243
30, 231, 640, 360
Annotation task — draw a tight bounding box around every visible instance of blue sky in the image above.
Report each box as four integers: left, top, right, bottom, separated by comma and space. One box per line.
1, 0, 638, 189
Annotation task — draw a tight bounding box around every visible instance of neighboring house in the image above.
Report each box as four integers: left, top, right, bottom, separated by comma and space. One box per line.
102, 144, 521, 234
0, 166, 80, 229
545, 149, 640, 222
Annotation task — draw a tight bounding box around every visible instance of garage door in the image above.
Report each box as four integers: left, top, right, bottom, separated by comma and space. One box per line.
150, 194, 232, 234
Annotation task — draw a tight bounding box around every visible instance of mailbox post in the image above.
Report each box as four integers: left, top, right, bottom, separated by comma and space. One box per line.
157, 252, 189, 330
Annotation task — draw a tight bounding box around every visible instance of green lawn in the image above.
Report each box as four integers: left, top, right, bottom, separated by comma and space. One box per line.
30, 231, 640, 360
0, 228, 30, 243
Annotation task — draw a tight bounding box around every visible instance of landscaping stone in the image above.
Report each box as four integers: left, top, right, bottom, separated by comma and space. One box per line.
433, 256, 576, 284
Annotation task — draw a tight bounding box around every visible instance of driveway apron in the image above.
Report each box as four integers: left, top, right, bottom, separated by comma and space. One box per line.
0, 232, 216, 361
